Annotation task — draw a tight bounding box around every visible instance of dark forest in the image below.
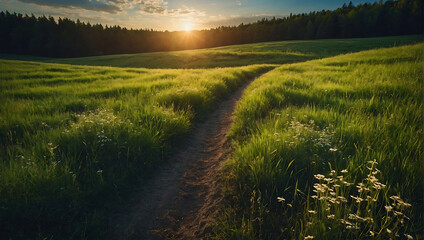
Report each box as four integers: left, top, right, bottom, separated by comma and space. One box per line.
0, 0, 422, 58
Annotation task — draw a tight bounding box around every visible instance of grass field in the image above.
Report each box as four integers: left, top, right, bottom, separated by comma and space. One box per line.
0, 35, 422, 239
1, 35, 421, 69
0, 60, 273, 238
217, 43, 423, 239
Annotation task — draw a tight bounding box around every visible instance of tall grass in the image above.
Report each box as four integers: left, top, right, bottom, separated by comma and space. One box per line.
0, 60, 274, 239
217, 44, 423, 239
1, 35, 422, 239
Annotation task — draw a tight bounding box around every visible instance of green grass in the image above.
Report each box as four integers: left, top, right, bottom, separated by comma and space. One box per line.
0, 60, 274, 239
1, 35, 420, 69
217, 43, 423, 239
1, 35, 422, 239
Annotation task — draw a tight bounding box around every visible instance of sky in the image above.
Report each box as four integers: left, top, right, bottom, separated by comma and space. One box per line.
0, 0, 377, 31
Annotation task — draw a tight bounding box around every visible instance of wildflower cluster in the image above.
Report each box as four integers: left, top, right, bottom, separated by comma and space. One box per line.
71, 109, 132, 130
16, 154, 36, 169
55, 109, 145, 176
305, 168, 354, 236
381, 195, 413, 239
299, 160, 413, 239
64, 109, 138, 148
274, 117, 335, 151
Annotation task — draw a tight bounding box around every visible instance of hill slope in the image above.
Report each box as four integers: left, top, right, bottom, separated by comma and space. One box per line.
219, 43, 423, 239
1, 35, 420, 69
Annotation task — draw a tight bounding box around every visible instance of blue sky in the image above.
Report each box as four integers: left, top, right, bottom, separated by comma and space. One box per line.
0, 0, 377, 31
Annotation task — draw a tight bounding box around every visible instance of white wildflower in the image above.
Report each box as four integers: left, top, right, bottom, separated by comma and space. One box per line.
404, 234, 413, 239
390, 195, 401, 201
385, 206, 393, 212
394, 211, 403, 216
350, 195, 363, 203
368, 159, 378, 165
314, 174, 325, 180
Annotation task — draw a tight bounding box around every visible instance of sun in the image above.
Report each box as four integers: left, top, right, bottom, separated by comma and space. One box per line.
183, 23, 193, 32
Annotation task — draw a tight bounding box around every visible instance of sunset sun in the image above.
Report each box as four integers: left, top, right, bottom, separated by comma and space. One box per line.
183, 23, 193, 32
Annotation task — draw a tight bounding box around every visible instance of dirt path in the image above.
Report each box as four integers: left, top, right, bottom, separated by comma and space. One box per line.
108, 74, 266, 240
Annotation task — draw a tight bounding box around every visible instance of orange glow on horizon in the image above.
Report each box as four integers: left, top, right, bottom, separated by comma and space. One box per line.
183, 23, 193, 32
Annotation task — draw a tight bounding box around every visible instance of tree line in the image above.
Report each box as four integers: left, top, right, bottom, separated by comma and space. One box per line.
0, 0, 422, 58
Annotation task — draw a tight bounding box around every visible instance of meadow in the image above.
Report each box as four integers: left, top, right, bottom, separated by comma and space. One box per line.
218, 43, 423, 239
1, 35, 421, 69
0, 35, 422, 239
0, 60, 273, 238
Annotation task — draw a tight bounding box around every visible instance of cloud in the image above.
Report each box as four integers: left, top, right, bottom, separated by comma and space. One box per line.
235, 1, 242, 6
137, 0, 165, 14
15, 0, 202, 15
136, 1, 202, 15
17, 0, 121, 13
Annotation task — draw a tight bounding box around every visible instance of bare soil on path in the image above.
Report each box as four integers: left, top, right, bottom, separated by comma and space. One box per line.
108, 74, 266, 240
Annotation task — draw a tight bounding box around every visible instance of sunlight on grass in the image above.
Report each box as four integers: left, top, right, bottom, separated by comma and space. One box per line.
0, 61, 274, 238
24, 35, 422, 69
218, 43, 423, 239
1, 35, 422, 240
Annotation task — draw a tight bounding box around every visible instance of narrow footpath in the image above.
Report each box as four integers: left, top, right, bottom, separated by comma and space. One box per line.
108, 72, 269, 239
